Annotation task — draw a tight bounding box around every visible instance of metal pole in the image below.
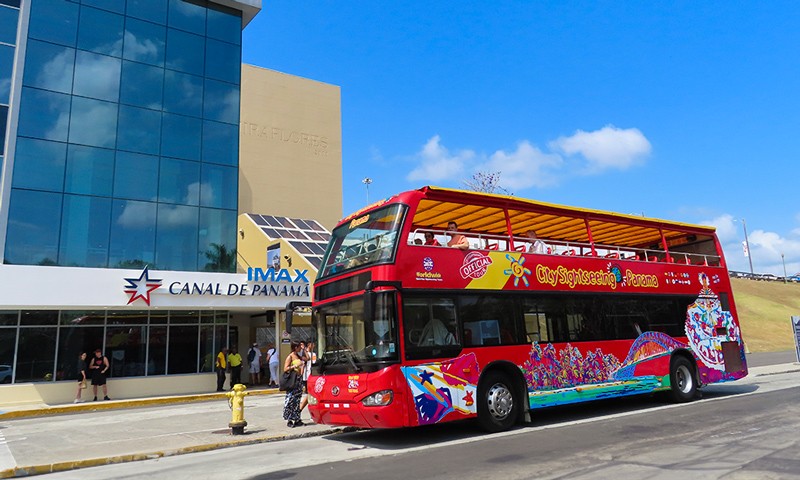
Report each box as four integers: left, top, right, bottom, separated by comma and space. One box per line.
782, 253, 787, 283
742, 218, 754, 274
362, 177, 372, 204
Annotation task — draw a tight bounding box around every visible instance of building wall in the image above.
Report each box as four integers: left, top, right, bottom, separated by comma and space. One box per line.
239, 65, 342, 231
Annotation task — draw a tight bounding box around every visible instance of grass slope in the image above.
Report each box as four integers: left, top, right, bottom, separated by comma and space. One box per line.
731, 278, 800, 352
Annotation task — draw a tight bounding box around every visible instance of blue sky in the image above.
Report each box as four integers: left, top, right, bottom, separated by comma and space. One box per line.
243, 1, 800, 276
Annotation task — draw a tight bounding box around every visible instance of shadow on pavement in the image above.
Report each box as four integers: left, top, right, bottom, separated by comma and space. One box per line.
322, 383, 760, 451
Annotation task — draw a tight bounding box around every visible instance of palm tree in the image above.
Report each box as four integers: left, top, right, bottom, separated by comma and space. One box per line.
204, 243, 236, 272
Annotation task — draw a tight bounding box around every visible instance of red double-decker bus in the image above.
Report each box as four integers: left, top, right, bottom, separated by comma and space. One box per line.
293, 186, 748, 432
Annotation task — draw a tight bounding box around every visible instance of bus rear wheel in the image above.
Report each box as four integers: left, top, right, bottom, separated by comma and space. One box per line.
669, 356, 698, 403
477, 372, 518, 432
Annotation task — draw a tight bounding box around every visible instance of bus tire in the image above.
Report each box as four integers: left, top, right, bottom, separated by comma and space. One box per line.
477, 371, 518, 432
669, 356, 697, 403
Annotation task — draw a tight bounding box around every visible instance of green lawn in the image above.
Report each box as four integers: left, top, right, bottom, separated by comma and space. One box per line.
731, 277, 800, 352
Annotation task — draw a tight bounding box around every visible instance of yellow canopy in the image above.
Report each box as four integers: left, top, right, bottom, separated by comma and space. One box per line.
411, 186, 716, 249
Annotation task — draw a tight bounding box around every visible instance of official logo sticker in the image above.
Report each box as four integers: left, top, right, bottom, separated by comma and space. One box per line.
314, 376, 326, 394
460, 252, 492, 279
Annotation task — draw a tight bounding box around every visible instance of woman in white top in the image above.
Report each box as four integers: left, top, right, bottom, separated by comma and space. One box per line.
299, 341, 316, 416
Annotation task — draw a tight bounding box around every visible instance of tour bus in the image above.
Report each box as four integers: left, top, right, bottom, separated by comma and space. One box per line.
291, 186, 748, 432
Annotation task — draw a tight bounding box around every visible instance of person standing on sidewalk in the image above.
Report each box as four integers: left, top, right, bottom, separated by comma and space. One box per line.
215, 347, 228, 391
247, 343, 262, 386
88, 349, 110, 401
74, 352, 87, 403
282, 341, 305, 427
299, 341, 316, 414
266, 343, 280, 387
227, 346, 243, 387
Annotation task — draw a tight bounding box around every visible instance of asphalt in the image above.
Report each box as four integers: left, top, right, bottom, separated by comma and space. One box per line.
1, 355, 798, 479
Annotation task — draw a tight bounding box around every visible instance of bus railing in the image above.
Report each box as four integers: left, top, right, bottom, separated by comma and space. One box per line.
410, 229, 720, 267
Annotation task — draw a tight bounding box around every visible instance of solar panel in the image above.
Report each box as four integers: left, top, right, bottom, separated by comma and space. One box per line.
245, 214, 331, 272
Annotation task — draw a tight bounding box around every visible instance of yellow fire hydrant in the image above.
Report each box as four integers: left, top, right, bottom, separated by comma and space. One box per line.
226, 383, 248, 435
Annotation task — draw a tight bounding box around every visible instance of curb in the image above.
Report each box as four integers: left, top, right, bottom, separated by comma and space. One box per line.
753, 367, 800, 377
0, 426, 355, 478
0, 388, 282, 421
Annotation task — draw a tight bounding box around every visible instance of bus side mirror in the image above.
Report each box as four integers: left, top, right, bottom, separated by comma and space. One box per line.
364, 290, 376, 323
285, 301, 311, 334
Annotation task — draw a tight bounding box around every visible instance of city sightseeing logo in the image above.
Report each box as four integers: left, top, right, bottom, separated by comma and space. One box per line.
503, 254, 531, 287
123, 266, 163, 306
460, 252, 492, 280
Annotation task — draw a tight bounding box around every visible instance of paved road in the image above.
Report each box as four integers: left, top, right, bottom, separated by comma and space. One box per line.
37, 366, 800, 480
746, 350, 796, 367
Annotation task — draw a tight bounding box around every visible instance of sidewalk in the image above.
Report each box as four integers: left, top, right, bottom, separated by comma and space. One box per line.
0, 385, 350, 478
1, 363, 798, 478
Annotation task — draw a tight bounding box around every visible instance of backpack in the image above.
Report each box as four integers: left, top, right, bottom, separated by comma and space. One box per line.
247, 348, 256, 363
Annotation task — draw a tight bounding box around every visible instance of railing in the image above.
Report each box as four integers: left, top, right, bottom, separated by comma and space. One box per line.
409, 229, 721, 267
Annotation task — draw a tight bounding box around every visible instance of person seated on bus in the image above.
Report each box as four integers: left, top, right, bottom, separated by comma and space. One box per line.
424, 232, 441, 246
446, 221, 470, 250
419, 317, 456, 346
413, 238, 423, 245
525, 230, 548, 254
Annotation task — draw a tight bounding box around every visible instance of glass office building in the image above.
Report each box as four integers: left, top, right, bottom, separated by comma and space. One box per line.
3, 0, 242, 271
0, 0, 280, 396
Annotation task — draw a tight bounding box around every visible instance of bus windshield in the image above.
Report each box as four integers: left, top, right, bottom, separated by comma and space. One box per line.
319, 204, 406, 278
313, 292, 399, 373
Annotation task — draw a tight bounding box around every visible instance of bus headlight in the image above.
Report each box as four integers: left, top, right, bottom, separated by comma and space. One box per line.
308, 395, 318, 406
362, 389, 393, 407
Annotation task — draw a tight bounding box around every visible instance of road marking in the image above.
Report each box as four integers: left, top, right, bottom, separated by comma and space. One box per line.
0, 431, 17, 472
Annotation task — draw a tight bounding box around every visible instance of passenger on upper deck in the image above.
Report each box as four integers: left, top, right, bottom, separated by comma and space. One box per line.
424, 232, 441, 246
526, 230, 548, 254
446, 221, 470, 250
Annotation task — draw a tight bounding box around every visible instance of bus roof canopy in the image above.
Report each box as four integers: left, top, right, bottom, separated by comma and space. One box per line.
411, 186, 716, 249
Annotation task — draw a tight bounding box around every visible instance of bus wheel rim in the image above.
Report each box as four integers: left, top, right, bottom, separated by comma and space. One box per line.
676, 364, 693, 393
487, 383, 513, 420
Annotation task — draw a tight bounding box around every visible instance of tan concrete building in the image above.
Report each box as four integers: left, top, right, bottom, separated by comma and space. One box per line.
239, 65, 343, 231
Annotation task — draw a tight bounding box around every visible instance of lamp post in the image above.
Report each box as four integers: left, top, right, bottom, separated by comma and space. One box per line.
362, 177, 372, 204
741, 218, 754, 275
782, 253, 787, 283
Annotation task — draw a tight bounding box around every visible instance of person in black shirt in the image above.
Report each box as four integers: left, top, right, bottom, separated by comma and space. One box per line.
74, 352, 87, 403
88, 349, 110, 401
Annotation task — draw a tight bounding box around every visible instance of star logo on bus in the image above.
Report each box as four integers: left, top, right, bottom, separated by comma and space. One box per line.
419, 370, 434, 385
504, 254, 531, 287
123, 266, 162, 306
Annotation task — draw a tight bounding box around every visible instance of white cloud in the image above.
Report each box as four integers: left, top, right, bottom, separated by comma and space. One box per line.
703, 214, 738, 243
404, 125, 650, 190
406, 135, 474, 182
549, 125, 651, 173
116, 201, 156, 228
477, 140, 563, 190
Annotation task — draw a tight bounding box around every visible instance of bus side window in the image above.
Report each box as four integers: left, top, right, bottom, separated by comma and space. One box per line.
524, 299, 554, 343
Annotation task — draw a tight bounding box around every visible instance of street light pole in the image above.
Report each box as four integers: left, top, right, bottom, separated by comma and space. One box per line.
362, 177, 372, 204
782, 253, 787, 283
742, 218, 754, 275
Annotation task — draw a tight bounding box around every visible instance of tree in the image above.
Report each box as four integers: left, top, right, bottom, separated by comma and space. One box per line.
204, 243, 237, 272
462, 171, 512, 195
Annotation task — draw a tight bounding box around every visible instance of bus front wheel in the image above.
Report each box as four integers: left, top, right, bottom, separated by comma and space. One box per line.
477, 371, 518, 432
669, 356, 698, 403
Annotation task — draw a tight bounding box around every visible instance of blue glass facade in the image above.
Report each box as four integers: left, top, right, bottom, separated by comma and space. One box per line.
3, 0, 241, 272
0, 0, 19, 169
